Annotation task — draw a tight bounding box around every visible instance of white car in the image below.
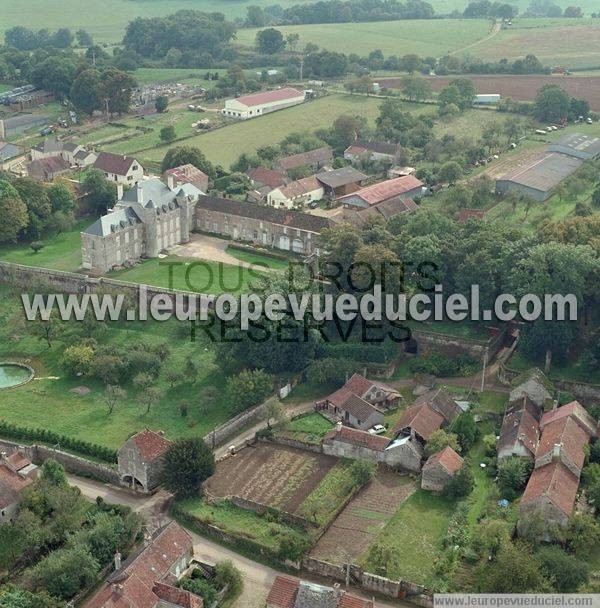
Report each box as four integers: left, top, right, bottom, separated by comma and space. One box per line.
368, 424, 386, 435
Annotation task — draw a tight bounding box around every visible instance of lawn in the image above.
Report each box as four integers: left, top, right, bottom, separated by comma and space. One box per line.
111, 254, 264, 294
225, 246, 291, 272
279, 412, 334, 444
507, 349, 600, 384
139, 94, 387, 169
407, 319, 493, 341
361, 489, 454, 585
0, 220, 88, 273
175, 498, 304, 551
473, 18, 600, 70
236, 19, 492, 58
0, 287, 230, 450
297, 459, 358, 526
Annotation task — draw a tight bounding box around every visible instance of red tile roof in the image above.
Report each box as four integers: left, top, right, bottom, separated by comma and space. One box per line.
324, 425, 390, 452
94, 152, 137, 176
279, 175, 322, 199
339, 595, 374, 608
85, 522, 193, 608
129, 429, 171, 462
163, 164, 208, 190
0, 463, 32, 509
152, 582, 203, 608
457, 209, 485, 223
413, 389, 461, 423
344, 373, 375, 397
536, 415, 589, 472
234, 87, 304, 108
266, 575, 300, 608
6, 452, 31, 471
423, 446, 464, 475
247, 166, 289, 189
521, 461, 579, 518
395, 403, 444, 440
339, 175, 423, 206
498, 406, 540, 457
345, 145, 366, 156
541, 401, 598, 437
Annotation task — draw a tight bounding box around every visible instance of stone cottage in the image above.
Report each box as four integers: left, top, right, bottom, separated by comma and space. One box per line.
412, 388, 462, 424
323, 424, 423, 473
497, 396, 541, 461
118, 428, 171, 493
509, 368, 554, 409
81, 177, 202, 273
394, 403, 445, 443
0, 451, 38, 523
421, 446, 464, 492
93, 151, 144, 185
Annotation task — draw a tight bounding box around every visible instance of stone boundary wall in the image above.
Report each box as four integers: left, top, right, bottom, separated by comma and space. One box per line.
229, 495, 311, 531
0, 437, 119, 484
258, 435, 324, 454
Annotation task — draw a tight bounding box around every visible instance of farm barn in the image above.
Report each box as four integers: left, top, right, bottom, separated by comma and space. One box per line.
548, 132, 600, 160
495, 152, 582, 202
221, 87, 306, 120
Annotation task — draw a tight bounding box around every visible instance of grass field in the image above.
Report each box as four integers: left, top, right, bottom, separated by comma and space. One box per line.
361, 489, 454, 584
278, 412, 334, 444
0, 287, 230, 449
138, 94, 407, 169
473, 18, 600, 69
236, 19, 491, 58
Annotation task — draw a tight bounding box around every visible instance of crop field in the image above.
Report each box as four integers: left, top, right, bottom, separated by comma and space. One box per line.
310, 470, 414, 563
138, 94, 421, 169
471, 18, 600, 70
383, 74, 600, 112
236, 19, 491, 58
204, 443, 339, 514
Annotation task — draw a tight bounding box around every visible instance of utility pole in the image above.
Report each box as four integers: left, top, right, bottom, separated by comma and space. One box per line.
105, 97, 110, 122
480, 349, 488, 393
300, 57, 304, 81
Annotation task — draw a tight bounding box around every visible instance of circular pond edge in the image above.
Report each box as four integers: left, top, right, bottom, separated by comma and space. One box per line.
0, 361, 35, 390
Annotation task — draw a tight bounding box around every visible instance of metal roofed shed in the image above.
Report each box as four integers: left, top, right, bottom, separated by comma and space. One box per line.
495, 152, 583, 202
474, 93, 501, 105
548, 132, 600, 160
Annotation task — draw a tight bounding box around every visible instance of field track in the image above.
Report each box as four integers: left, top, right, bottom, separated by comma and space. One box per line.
381, 74, 600, 111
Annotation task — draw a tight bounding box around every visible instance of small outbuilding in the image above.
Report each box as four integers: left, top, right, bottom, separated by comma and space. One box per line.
421, 446, 464, 492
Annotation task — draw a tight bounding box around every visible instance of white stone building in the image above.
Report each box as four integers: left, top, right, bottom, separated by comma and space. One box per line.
221, 87, 306, 120
93, 151, 144, 185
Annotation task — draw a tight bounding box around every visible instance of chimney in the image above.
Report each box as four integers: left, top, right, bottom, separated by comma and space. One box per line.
552, 443, 562, 460
166, 173, 176, 190
336, 421, 343, 432
112, 583, 124, 597
117, 183, 124, 200
552, 399, 559, 411
114, 550, 122, 571
136, 182, 144, 203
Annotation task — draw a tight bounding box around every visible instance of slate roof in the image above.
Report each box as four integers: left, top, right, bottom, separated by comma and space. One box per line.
353, 138, 399, 156
29, 156, 69, 174
0, 141, 23, 161
86, 521, 194, 608
247, 166, 289, 189
338, 393, 381, 422
394, 403, 444, 440
277, 147, 333, 171
315, 166, 367, 189
196, 195, 332, 233
339, 175, 423, 206
413, 389, 461, 423
82, 205, 142, 237
521, 461, 579, 518
128, 428, 171, 462
94, 151, 138, 176
233, 87, 304, 108
423, 446, 464, 475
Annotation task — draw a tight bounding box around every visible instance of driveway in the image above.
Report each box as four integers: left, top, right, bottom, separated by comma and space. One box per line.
171, 234, 249, 267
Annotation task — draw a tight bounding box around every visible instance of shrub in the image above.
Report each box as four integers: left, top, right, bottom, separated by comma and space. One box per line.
277, 531, 311, 561
61, 344, 95, 377
214, 560, 243, 601
538, 545, 589, 592
497, 456, 532, 500
226, 369, 273, 414
444, 465, 474, 500
349, 460, 376, 486
409, 352, 477, 377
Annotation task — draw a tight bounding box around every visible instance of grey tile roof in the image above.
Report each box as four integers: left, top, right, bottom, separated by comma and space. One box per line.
316, 166, 368, 189
82, 206, 141, 237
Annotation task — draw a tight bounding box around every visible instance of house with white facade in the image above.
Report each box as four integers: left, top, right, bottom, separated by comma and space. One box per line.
221, 87, 306, 120
267, 175, 324, 209
93, 151, 144, 185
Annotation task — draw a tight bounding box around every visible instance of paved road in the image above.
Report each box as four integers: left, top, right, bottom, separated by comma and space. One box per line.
68, 474, 404, 607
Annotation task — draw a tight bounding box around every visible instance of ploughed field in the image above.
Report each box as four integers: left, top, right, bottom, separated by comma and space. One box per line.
204, 443, 338, 514
381, 74, 600, 112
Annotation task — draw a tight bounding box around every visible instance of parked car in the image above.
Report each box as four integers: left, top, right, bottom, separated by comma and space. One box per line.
368, 424, 386, 435
308, 200, 319, 209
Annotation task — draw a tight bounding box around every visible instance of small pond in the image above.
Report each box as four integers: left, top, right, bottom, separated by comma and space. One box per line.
0, 363, 34, 389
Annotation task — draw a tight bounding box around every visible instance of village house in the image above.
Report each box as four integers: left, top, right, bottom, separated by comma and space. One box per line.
338, 373, 402, 409
31, 137, 97, 168
344, 139, 402, 165
394, 403, 445, 443
117, 428, 171, 493
267, 575, 375, 608
85, 521, 201, 608
247, 166, 290, 190
519, 401, 596, 531
274, 146, 333, 176
509, 368, 554, 409
267, 175, 324, 209
338, 175, 424, 209
81, 176, 202, 273
163, 163, 209, 194
421, 446, 464, 492
497, 396, 541, 461
221, 87, 306, 120
0, 451, 38, 523
315, 166, 368, 198
412, 388, 462, 424
27, 156, 70, 181
345, 197, 419, 226
196, 194, 331, 254
93, 151, 144, 185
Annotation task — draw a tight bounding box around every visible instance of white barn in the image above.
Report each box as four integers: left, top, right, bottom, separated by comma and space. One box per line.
221, 87, 306, 120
